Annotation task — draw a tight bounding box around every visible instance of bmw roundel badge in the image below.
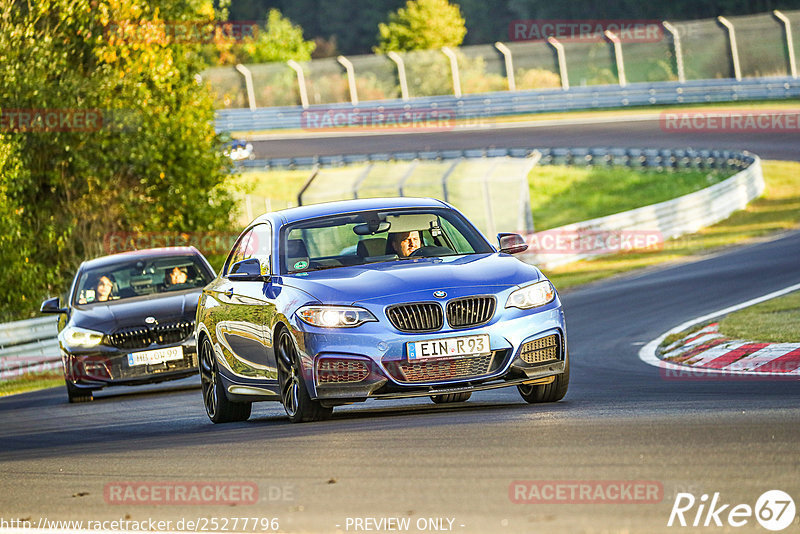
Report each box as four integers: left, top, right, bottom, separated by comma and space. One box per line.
433, 290, 447, 299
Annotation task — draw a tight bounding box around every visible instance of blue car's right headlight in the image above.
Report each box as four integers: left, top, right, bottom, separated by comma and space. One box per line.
297, 305, 378, 328
505, 280, 556, 309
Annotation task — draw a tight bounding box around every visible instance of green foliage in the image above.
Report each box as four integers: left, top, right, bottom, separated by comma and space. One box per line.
0, 0, 236, 321
375, 0, 466, 53
206, 9, 315, 66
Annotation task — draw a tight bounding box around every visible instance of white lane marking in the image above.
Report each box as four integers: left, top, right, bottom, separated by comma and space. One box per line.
639, 281, 800, 375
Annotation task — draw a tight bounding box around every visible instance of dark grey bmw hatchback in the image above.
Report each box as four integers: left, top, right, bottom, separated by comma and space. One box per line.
40, 246, 215, 402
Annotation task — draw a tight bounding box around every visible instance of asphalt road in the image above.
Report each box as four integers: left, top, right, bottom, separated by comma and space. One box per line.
2, 229, 800, 533
2, 117, 800, 533
250, 116, 800, 162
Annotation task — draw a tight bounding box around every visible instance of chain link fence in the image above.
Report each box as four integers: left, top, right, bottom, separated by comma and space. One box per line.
204, 10, 800, 109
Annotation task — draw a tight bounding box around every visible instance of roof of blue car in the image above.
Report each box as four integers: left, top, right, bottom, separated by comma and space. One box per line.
257, 197, 449, 225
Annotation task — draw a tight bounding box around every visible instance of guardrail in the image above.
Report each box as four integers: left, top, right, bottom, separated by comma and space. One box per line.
0, 316, 61, 380
215, 77, 800, 133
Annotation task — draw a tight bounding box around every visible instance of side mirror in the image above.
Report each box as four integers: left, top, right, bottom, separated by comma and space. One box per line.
498, 233, 528, 254
41, 296, 67, 314
228, 258, 269, 281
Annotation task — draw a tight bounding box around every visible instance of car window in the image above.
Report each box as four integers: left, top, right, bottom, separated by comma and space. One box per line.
73, 255, 214, 305
281, 208, 492, 274
250, 223, 272, 275
223, 228, 254, 276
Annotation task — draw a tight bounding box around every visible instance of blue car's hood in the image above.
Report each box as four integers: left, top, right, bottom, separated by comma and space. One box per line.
280, 253, 541, 305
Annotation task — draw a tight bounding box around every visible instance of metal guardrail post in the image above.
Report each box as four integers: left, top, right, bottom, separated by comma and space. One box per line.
440, 159, 460, 203
774, 10, 798, 79
287, 60, 310, 109
604, 31, 627, 87
442, 47, 463, 98
337, 55, 359, 105
352, 164, 374, 199
397, 161, 419, 196
494, 42, 516, 92
297, 164, 319, 206
547, 37, 569, 90
662, 21, 686, 83
717, 16, 742, 81
234, 64, 257, 111
387, 52, 410, 101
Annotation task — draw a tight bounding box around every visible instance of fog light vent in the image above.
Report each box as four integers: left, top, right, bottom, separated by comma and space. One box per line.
317, 358, 369, 384
520, 334, 560, 364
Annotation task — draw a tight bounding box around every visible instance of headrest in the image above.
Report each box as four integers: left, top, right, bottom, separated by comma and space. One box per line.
286, 239, 309, 258
357, 238, 386, 257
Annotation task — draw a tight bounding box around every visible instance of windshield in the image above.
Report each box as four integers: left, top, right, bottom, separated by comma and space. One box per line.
281, 208, 493, 274
73, 255, 214, 305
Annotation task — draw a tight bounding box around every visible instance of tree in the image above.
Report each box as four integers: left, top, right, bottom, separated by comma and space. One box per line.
209, 8, 316, 66
375, 0, 467, 52
0, 0, 235, 320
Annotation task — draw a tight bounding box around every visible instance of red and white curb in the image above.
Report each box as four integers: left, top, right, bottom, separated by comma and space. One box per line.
660, 322, 800, 373
639, 281, 800, 376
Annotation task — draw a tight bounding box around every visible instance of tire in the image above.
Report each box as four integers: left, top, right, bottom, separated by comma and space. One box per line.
277, 329, 332, 423
65, 380, 93, 403
518, 350, 570, 404
430, 392, 472, 404
199, 336, 252, 423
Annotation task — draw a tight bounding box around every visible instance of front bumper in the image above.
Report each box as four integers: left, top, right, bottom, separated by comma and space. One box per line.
295, 302, 567, 402
63, 338, 198, 388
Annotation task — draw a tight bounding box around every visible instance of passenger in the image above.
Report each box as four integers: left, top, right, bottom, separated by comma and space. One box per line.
166, 266, 188, 286
390, 230, 422, 258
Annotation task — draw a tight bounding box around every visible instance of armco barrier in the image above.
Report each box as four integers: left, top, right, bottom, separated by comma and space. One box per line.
215, 77, 800, 133
0, 316, 61, 380
236, 146, 761, 270
522, 152, 763, 268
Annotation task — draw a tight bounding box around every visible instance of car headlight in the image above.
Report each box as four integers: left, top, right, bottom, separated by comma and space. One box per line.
506, 280, 556, 309
59, 325, 105, 348
297, 306, 377, 328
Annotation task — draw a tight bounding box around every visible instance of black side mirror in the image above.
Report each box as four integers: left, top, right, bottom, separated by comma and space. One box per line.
498, 233, 528, 254
41, 296, 67, 314
228, 258, 269, 281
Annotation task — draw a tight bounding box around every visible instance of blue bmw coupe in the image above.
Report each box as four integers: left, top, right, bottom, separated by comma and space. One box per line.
196, 197, 568, 423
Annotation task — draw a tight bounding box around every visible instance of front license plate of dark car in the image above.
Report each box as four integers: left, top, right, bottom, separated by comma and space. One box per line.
127, 346, 183, 366
407, 334, 490, 361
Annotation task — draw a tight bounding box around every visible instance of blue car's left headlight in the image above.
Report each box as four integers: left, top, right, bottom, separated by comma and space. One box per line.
297, 305, 378, 328
506, 280, 556, 309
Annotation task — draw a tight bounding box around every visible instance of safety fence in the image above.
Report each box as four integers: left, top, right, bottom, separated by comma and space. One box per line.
0, 316, 60, 380
206, 10, 800, 114
215, 77, 800, 132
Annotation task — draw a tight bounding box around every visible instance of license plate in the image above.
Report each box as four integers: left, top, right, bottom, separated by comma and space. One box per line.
407, 334, 490, 361
127, 346, 184, 366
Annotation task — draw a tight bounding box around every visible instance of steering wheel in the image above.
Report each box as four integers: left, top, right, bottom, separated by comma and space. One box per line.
410, 246, 454, 257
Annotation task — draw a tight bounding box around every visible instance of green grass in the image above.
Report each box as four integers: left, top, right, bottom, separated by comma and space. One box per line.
546, 160, 800, 289
718, 291, 800, 343
0, 371, 63, 397
529, 166, 730, 230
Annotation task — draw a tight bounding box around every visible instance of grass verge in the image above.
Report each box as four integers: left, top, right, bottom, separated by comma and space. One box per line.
0, 371, 63, 397
546, 160, 800, 289
718, 291, 800, 343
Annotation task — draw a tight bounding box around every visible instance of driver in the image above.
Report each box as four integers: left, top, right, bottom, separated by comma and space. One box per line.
390, 230, 422, 258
